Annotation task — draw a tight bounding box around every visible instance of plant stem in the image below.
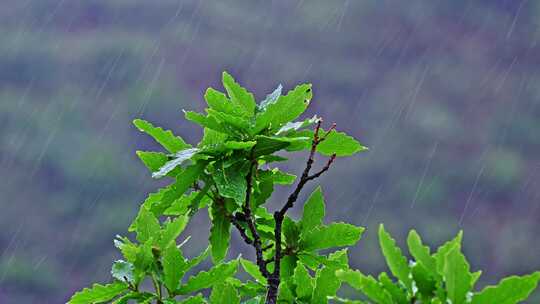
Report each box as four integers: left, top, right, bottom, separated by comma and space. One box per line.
265, 120, 336, 304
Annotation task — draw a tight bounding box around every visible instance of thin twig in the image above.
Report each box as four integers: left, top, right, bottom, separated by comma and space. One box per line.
243, 157, 270, 278
266, 119, 337, 304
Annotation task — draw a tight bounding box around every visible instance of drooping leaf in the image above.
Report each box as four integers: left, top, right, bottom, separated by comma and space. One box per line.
162, 244, 186, 292
133, 119, 190, 153
443, 246, 473, 304
111, 260, 135, 284
300, 222, 364, 251
222, 71, 256, 117
300, 186, 325, 234
114, 236, 138, 264
209, 204, 231, 263
317, 130, 367, 157
471, 272, 540, 304
152, 148, 200, 179
378, 224, 413, 291
179, 259, 239, 294
68, 282, 128, 304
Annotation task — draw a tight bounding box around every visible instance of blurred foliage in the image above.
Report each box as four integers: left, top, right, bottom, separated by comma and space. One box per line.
1, 0, 539, 302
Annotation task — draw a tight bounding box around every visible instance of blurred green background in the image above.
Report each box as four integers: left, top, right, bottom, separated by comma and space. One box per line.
1, 0, 540, 302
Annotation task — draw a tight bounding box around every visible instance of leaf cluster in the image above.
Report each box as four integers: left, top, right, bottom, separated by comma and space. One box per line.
336, 225, 540, 304
67, 72, 538, 304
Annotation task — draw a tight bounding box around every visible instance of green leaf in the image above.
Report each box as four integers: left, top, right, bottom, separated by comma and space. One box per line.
159, 215, 189, 249
163, 192, 200, 216
336, 269, 393, 304
406, 230, 437, 275
259, 84, 282, 110
209, 204, 231, 263
252, 135, 292, 156
300, 222, 364, 251
277, 280, 296, 303
201, 127, 229, 146
378, 272, 408, 304
152, 148, 200, 179
210, 282, 240, 304
276, 115, 319, 135
68, 282, 128, 304
185, 110, 227, 134
282, 216, 300, 248
294, 263, 314, 301
167, 161, 207, 205
312, 266, 342, 304
411, 262, 437, 298
136, 151, 168, 173
433, 230, 463, 276
134, 208, 161, 243
133, 239, 153, 278
212, 160, 248, 203
179, 294, 207, 303
207, 108, 252, 133
114, 236, 138, 264
222, 71, 256, 117
270, 168, 296, 185
317, 130, 366, 157
163, 244, 186, 292
179, 259, 239, 294
312, 251, 347, 304
133, 119, 190, 153
111, 260, 134, 284
185, 246, 211, 271
300, 186, 325, 234
205, 87, 244, 117
240, 258, 267, 285
254, 83, 312, 133
378, 224, 413, 291
471, 272, 540, 304
443, 246, 473, 304
111, 292, 154, 304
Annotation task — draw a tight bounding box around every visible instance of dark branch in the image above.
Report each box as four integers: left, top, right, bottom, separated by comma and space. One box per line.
266, 119, 337, 303
242, 157, 270, 278
230, 215, 253, 245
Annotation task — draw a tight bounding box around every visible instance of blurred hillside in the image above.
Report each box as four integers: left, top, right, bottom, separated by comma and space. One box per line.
1, 0, 540, 302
